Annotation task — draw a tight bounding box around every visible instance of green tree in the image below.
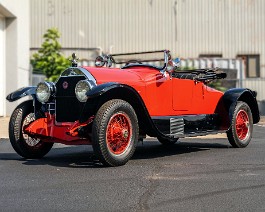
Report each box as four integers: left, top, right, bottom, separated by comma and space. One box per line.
31, 28, 70, 82
208, 80, 227, 92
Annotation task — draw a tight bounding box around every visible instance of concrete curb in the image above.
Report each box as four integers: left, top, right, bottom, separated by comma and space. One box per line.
0, 117, 9, 139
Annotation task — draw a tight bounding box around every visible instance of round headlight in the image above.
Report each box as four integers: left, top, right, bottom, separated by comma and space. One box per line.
75, 80, 93, 102
36, 82, 54, 103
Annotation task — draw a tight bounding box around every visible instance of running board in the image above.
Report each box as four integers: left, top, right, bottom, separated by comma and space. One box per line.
152, 114, 221, 138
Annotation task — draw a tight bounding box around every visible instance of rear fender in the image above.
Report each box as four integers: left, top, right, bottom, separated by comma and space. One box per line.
223, 88, 260, 124
6, 86, 36, 102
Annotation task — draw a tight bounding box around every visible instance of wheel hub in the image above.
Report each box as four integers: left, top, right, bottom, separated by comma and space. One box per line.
106, 113, 132, 155
122, 129, 129, 138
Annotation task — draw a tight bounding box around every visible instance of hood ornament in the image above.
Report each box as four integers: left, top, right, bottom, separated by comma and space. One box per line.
70, 53, 79, 67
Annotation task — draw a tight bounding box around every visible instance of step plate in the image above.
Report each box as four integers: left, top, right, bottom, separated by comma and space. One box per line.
170, 118, 184, 137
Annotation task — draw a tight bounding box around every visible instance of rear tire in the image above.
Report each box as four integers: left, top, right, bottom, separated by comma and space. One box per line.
92, 99, 139, 166
9, 100, 53, 159
227, 101, 253, 148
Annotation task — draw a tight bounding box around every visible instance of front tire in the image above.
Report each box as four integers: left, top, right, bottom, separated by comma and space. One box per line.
9, 100, 53, 159
92, 99, 139, 166
227, 101, 253, 148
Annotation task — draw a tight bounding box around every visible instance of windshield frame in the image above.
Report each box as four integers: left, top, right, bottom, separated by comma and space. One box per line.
94, 50, 173, 74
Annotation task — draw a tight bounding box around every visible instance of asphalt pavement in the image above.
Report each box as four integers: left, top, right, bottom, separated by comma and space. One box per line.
0, 124, 265, 211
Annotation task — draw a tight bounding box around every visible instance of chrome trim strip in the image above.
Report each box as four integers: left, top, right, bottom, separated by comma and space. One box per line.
59, 67, 97, 85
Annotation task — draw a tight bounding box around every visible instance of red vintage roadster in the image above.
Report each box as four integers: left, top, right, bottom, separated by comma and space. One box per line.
6, 50, 260, 166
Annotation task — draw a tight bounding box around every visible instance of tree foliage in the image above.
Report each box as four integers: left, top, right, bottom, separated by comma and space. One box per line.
31, 28, 70, 82
208, 80, 227, 92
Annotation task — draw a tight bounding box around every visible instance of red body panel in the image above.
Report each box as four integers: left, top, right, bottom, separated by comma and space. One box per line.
84, 66, 224, 116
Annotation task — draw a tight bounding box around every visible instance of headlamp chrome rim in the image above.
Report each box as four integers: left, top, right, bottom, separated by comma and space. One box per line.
75, 80, 93, 102
36, 81, 55, 103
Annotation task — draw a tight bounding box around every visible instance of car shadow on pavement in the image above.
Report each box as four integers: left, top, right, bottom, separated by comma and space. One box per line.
0, 139, 230, 168
132, 139, 230, 160
0, 145, 101, 168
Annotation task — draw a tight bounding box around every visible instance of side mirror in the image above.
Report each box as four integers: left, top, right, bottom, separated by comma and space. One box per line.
173, 58, 181, 68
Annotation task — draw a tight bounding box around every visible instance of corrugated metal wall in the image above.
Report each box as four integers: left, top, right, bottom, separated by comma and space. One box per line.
31, 0, 176, 55
30, 0, 265, 98
31, 0, 265, 73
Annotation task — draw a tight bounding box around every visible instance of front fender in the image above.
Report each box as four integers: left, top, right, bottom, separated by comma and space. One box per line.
86, 82, 121, 98
6, 86, 36, 102
79, 82, 160, 137
223, 88, 260, 124
79, 83, 134, 123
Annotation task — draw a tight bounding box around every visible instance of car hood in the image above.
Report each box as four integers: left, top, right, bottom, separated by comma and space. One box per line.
82, 66, 160, 86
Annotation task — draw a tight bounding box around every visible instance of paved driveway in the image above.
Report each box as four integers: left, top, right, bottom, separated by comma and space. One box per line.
0, 124, 265, 211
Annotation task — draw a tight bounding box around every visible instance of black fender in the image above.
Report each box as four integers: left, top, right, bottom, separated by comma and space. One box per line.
78, 82, 121, 122
6, 86, 36, 102
86, 82, 121, 98
223, 88, 260, 124
80, 82, 165, 137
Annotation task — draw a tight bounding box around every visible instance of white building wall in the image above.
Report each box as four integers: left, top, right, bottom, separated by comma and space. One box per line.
0, 16, 5, 116
0, 0, 30, 116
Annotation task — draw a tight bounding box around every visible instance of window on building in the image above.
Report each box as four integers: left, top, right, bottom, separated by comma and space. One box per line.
199, 54, 222, 58
237, 55, 260, 78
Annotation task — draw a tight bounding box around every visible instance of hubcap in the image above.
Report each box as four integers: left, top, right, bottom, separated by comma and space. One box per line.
106, 113, 132, 155
235, 109, 250, 141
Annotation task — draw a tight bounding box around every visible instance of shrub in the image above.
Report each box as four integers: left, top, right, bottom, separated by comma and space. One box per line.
31, 28, 70, 81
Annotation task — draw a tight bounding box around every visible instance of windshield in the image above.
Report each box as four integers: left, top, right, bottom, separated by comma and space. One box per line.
112, 51, 165, 64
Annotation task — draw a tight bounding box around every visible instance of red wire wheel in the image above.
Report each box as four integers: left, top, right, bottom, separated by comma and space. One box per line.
235, 109, 250, 141
227, 101, 253, 148
8, 100, 53, 159
106, 113, 132, 155
92, 99, 139, 166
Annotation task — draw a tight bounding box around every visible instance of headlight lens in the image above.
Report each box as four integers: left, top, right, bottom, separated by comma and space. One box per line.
36, 82, 54, 103
75, 80, 93, 102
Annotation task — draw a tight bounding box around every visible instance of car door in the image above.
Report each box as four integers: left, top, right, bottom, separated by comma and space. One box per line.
172, 78, 195, 112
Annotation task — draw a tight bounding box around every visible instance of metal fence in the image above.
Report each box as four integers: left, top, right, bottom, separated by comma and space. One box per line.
180, 58, 265, 101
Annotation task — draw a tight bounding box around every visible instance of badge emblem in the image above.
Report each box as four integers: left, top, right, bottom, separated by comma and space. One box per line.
63, 81, 68, 89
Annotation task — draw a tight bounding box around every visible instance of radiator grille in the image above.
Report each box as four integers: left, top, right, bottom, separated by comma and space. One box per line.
55, 76, 86, 122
